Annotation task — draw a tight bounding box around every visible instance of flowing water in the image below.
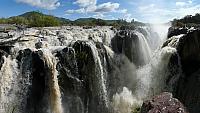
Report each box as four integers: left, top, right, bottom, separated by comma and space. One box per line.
135, 31, 152, 64
42, 50, 63, 113
111, 24, 180, 113
0, 25, 181, 113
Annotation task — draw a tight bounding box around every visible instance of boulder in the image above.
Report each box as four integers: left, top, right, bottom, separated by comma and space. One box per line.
140, 92, 188, 113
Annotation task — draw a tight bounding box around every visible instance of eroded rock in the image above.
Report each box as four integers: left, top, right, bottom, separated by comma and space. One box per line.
168, 27, 188, 38
140, 92, 188, 113
166, 28, 200, 113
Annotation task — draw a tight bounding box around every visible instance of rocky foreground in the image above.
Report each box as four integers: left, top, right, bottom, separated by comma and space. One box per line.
141, 92, 187, 113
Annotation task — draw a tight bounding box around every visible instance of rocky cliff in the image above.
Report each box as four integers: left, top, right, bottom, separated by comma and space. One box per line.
166, 27, 200, 113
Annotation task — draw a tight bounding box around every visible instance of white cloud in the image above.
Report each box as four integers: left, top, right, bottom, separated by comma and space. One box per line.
116, 9, 128, 13
74, 0, 96, 7
66, 8, 85, 14
66, 0, 125, 18
176, 2, 186, 7
16, 0, 60, 10
174, 4, 200, 18
139, 4, 155, 11
188, 0, 193, 4
94, 2, 119, 12
93, 13, 105, 18
137, 0, 200, 23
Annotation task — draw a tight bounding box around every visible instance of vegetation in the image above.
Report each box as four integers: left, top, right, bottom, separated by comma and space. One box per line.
0, 11, 61, 27
0, 11, 145, 29
172, 13, 200, 27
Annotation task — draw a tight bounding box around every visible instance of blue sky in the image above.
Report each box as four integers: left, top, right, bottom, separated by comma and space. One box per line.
0, 0, 200, 23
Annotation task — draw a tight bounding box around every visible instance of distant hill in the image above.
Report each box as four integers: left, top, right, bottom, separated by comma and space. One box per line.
0, 11, 145, 28
74, 18, 112, 26
18, 11, 66, 27
19, 11, 72, 25
19, 11, 42, 18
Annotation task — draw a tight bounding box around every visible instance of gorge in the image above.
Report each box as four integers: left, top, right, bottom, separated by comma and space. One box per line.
0, 24, 199, 113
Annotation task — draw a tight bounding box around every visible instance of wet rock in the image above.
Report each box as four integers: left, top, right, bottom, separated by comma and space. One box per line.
16, 48, 32, 62
111, 30, 141, 65
168, 27, 188, 38
73, 41, 109, 113
140, 92, 188, 113
177, 29, 200, 75
166, 28, 200, 113
55, 41, 110, 113
24, 50, 50, 113
0, 49, 8, 69
56, 47, 84, 113
175, 29, 200, 113
111, 29, 153, 66
0, 45, 14, 54
35, 41, 49, 49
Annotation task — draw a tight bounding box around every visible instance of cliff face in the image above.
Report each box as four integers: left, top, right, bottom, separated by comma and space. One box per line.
166, 27, 200, 113
0, 26, 135, 113
111, 27, 157, 67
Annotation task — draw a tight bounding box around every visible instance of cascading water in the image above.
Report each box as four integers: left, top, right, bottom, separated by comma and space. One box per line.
135, 46, 177, 98
87, 42, 108, 108
112, 87, 142, 113
0, 56, 17, 113
111, 46, 177, 113
111, 24, 181, 113
0, 25, 182, 113
0, 55, 23, 113
135, 31, 152, 64
42, 50, 63, 113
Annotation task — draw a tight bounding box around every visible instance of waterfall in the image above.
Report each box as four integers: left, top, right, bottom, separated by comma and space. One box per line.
111, 24, 179, 113
112, 87, 142, 113
87, 41, 108, 108
0, 56, 21, 112
0, 25, 182, 113
135, 47, 177, 99
133, 24, 177, 103
42, 50, 63, 113
111, 46, 177, 113
135, 31, 152, 64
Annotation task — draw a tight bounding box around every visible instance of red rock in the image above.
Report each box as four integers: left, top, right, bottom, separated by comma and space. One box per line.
141, 92, 188, 113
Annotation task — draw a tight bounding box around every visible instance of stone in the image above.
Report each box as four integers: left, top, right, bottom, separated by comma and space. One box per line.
140, 92, 188, 113
167, 27, 188, 38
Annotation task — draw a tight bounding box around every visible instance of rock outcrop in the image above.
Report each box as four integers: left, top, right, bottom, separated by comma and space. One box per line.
166, 28, 200, 113
167, 27, 188, 38
111, 30, 140, 65
140, 92, 188, 113
111, 29, 152, 66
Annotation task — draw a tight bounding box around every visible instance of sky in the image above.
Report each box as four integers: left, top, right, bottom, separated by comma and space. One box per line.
0, 0, 200, 23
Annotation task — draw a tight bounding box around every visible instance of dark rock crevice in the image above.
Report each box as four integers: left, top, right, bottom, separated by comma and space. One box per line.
25, 51, 48, 113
